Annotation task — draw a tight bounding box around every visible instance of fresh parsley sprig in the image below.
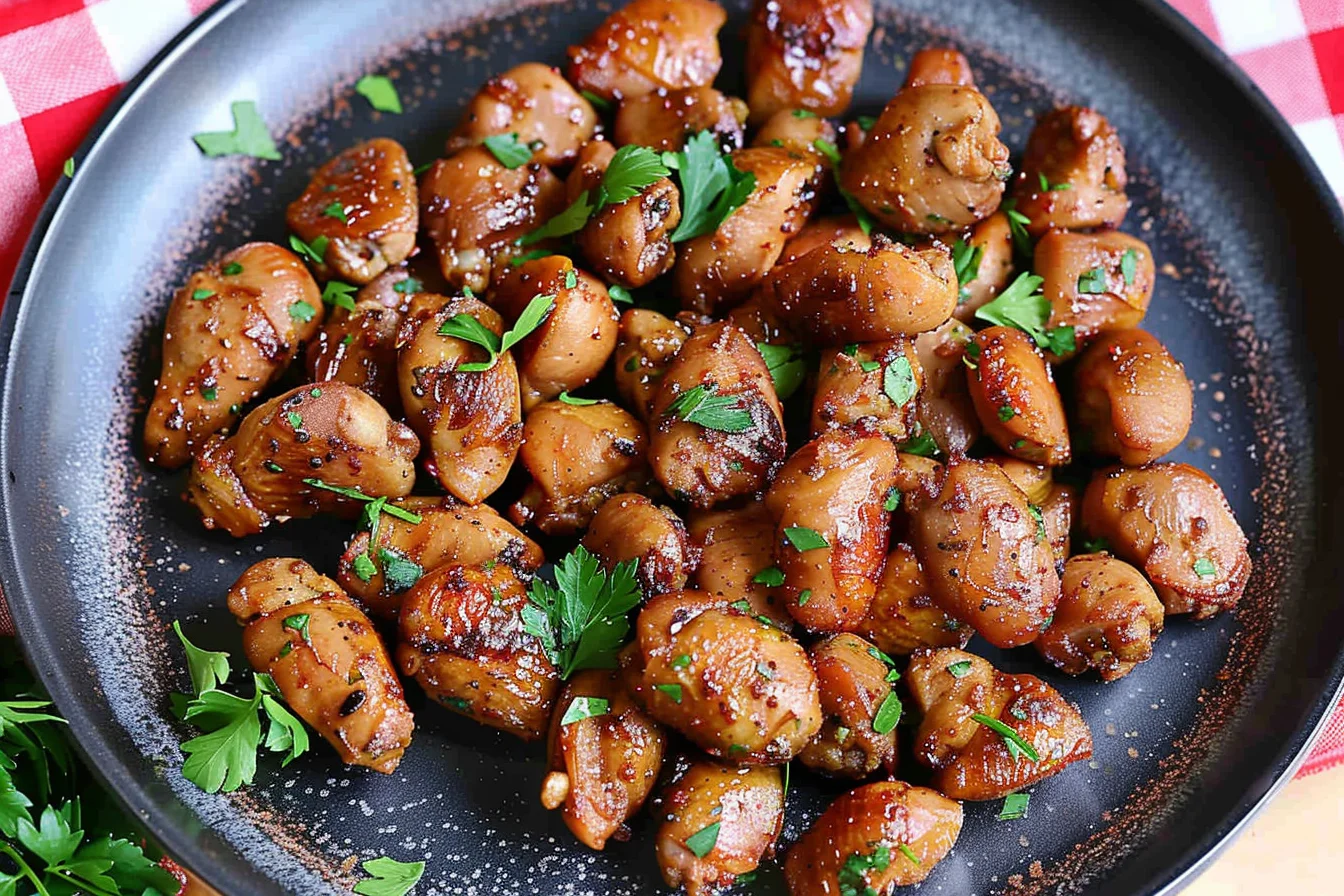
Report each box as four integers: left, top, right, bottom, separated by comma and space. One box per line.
521, 146, 668, 245
436, 293, 555, 372
837, 844, 891, 896
521, 546, 642, 680
0, 653, 181, 896
666, 131, 757, 242
974, 272, 1076, 355
350, 498, 424, 590
289, 233, 329, 266
883, 356, 916, 407
322, 280, 358, 311
172, 625, 310, 794
1001, 199, 1034, 256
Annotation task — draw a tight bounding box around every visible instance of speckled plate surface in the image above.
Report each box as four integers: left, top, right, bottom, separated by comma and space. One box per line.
3, 0, 1344, 894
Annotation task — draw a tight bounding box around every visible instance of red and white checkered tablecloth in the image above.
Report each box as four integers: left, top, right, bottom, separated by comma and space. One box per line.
1, 0, 1342, 776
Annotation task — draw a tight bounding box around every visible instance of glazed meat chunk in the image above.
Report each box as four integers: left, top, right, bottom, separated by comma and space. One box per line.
144, 242, 323, 469
613, 86, 747, 152
673, 146, 822, 315
398, 562, 560, 740
759, 235, 958, 342
649, 321, 787, 508
397, 293, 523, 503
567, 0, 726, 102
509, 399, 652, 535
1082, 463, 1251, 619
227, 558, 414, 773
582, 494, 698, 598
763, 429, 900, 632
1034, 230, 1155, 357
907, 648, 1092, 800
186, 382, 418, 537
1036, 553, 1166, 681
542, 669, 666, 850
1012, 105, 1129, 235
840, 83, 1010, 233
569, 141, 683, 288
286, 139, 418, 284
446, 62, 598, 167
624, 590, 822, 763
744, 0, 875, 123
654, 757, 783, 895
337, 498, 543, 619
419, 146, 566, 292
908, 457, 1060, 647
785, 781, 963, 893
1072, 328, 1192, 465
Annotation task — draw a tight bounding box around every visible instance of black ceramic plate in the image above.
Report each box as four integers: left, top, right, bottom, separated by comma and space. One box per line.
3, 0, 1344, 894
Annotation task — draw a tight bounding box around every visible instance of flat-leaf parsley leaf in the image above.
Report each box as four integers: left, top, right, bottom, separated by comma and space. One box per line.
974, 272, 1075, 355
664, 383, 753, 433
355, 75, 403, 114
521, 545, 642, 679
192, 100, 281, 160
668, 131, 756, 242
354, 856, 426, 896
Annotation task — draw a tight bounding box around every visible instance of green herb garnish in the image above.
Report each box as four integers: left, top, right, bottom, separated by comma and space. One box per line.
784, 526, 829, 551
975, 271, 1075, 355
971, 712, 1039, 763
946, 660, 973, 678
872, 691, 903, 734
752, 566, 785, 587
322, 280, 358, 311
288, 233, 329, 265
756, 342, 807, 400
1077, 266, 1108, 294
668, 131, 756, 242
837, 845, 891, 896
560, 696, 610, 726
1120, 248, 1139, 286
653, 683, 683, 703
353, 856, 425, 896
482, 132, 533, 169
664, 383, 753, 433
998, 792, 1031, 820
883, 356, 916, 407
521, 546, 641, 679
684, 821, 721, 858
192, 100, 281, 160
354, 75, 402, 114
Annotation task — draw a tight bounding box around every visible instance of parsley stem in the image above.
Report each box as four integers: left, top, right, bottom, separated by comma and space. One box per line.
0, 844, 53, 896
301, 479, 421, 523
49, 870, 121, 896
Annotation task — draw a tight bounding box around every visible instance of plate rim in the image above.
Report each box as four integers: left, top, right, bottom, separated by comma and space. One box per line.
2, 1, 1342, 894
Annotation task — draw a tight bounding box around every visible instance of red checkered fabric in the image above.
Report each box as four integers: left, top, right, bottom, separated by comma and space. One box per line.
0, 0, 1342, 775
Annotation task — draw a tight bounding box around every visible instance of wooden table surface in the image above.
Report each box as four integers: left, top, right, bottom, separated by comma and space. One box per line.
1184, 763, 1344, 893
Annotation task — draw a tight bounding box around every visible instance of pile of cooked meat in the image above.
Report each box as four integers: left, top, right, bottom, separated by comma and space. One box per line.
142, 0, 1251, 892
